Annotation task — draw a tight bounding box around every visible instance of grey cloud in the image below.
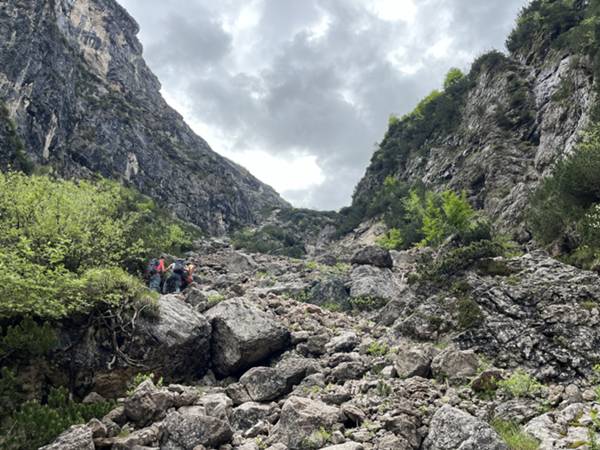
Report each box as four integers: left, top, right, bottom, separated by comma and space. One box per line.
118, 0, 528, 209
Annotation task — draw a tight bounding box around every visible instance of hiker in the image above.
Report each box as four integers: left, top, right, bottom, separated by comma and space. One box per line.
182, 263, 196, 290
146, 256, 166, 293
163, 258, 186, 294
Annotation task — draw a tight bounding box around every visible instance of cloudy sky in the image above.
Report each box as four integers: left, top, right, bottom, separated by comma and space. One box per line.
118, 0, 528, 210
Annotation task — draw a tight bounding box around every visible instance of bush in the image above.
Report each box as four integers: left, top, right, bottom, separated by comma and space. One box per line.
498, 370, 544, 399
0, 387, 114, 450
0, 172, 186, 319
456, 297, 483, 330
492, 419, 540, 450
377, 228, 403, 250
0, 319, 57, 360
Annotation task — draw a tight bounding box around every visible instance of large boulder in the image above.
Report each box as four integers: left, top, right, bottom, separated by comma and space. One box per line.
205, 298, 290, 376
239, 367, 289, 402
62, 295, 212, 397
273, 396, 341, 450
349, 265, 400, 304
123, 380, 177, 427
423, 405, 508, 450
40, 425, 94, 450
161, 410, 233, 449
351, 246, 394, 268
431, 348, 479, 382
394, 344, 438, 379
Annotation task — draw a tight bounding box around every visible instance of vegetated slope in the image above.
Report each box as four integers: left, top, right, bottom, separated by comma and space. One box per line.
0, 0, 287, 235
346, 0, 599, 241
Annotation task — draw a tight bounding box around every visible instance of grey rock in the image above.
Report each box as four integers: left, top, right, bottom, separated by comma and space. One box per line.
239, 367, 288, 402
124, 380, 177, 427
431, 348, 479, 382
351, 246, 393, 268
349, 265, 400, 304
161, 410, 233, 449
321, 443, 364, 450
205, 298, 290, 376
394, 344, 438, 379
231, 402, 274, 431
40, 425, 94, 450
326, 332, 361, 353
273, 396, 340, 450
423, 405, 508, 450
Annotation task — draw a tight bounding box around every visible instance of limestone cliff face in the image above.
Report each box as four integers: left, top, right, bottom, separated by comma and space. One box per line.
352, 27, 595, 239
0, 0, 287, 234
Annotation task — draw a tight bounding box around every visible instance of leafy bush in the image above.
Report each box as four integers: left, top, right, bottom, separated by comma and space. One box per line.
366, 341, 389, 357
376, 228, 403, 250
498, 370, 544, 399
0, 387, 114, 450
492, 419, 540, 450
0, 172, 189, 319
456, 297, 483, 330
0, 319, 57, 360
444, 68, 466, 90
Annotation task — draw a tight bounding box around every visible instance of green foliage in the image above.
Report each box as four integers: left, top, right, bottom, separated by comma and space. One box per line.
529, 124, 600, 268
0, 386, 114, 450
350, 296, 388, 311
366, 341, 389, 357
0, 172, 187, 319
456, 297, 483, 330
127, 372, 163, 396
420, 240, 505, 282
376, 228, 403, 250
492, 419, 540, 450
207, 293, 226, 305
470, 51, 510, 78
498, 370, 544, 399
0, 103, 34, 175
0, 368, 22, 414
0, 318, 57, 360
444, 68, 466, 90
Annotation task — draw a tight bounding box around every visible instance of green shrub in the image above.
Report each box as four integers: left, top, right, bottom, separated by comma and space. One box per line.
498, 370, 544, 399
492, 419, 540, 450
456, 297, 483, 330
377, 228, 403, 250
127, 372, 163, 396
444, 68, 466, 90
350, 296, 388, 312
366, 341, 389, 357
0, 387, 114, 450
0, 172, 184, 319
0, 319, 57, 359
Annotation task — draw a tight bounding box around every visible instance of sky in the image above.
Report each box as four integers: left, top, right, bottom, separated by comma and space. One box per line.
118, 0, 528, 211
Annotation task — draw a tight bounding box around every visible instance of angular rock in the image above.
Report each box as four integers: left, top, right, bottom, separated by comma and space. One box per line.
239, 367, 288, 402
321, 443, 364, 450
326, 332, 361, 353
431, 348, 479, 382
124, 380, 177, 427
205, 298, 290, 376
423, 405, 508, 450
394, 344, 437, 379
40, 425, 94, 450
349, 265, 400, 304
351, 246, 393, 268
273, 396, 341, 450
231, 402, 274, 431
274, 357, 321, 390
161, 410, 233, 449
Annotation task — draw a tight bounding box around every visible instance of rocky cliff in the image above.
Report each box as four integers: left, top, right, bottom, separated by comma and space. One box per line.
0, 0, 287, 234
351, 2, 596, 240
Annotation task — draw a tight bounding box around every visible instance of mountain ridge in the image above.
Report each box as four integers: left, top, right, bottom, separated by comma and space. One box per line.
0, 0, 288, 235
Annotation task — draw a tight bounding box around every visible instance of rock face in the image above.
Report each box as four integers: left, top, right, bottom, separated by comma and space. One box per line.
0, 0, 287, 234
351, 246, 394, 269
351, 21, 594, 238
205, 298, 291, 376
423, 405, 508, 450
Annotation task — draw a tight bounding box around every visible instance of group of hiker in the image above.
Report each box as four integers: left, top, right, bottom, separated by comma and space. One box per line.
145, 256, 196, 294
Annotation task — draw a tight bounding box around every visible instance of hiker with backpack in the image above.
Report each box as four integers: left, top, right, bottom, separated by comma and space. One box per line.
163, 258, 187, 294
182, 263, 196, 290
146, 256, 166, 293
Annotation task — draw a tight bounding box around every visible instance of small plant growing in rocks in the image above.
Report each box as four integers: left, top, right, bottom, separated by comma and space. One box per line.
491, 419, 540, 450
366, 341, 390, 357
127, 372, 163, 395
498, 370, 544, 399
